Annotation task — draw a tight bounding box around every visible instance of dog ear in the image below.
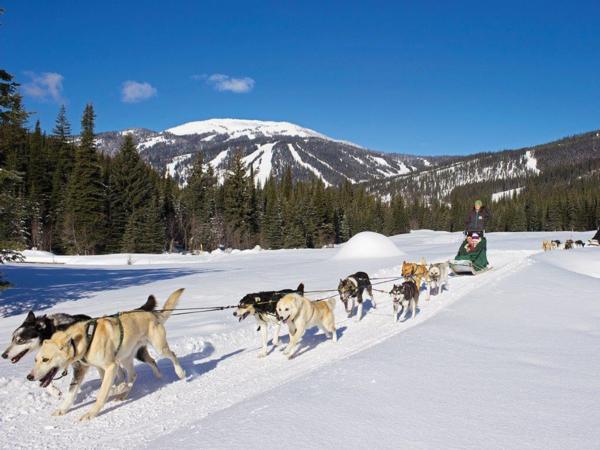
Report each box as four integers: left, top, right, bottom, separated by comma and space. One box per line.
296, 283, 304, 294
254, 296, 261, 304
25, 311, 36, 323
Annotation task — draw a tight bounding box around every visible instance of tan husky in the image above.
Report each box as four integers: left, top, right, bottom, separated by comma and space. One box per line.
276, 293, 336, 359
28, 289, 186, 421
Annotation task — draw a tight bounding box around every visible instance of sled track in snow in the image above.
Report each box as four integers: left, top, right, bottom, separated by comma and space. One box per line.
0, 251, 534, 449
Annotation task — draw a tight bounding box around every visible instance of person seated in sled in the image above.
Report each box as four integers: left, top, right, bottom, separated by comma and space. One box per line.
454, 232, 489, 271
465, 199, 491, 237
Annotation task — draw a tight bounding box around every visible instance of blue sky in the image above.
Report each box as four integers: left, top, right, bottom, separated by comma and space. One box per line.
3, 0, 600, 155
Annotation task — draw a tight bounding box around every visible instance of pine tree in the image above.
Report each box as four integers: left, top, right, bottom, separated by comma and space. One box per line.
108, 135, 155, 251
62, 104, 107, 254
222, 152, 250, 247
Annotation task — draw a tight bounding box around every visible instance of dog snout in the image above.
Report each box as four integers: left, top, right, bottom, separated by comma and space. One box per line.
26, 373, 34, 381
1, 351, 8, 359
232, 311, 237, 317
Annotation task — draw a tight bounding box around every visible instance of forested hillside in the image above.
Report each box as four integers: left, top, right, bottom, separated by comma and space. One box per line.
1, 66, 599, 258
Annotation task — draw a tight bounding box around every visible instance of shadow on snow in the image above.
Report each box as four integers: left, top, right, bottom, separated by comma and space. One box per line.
0, 265, 218, 317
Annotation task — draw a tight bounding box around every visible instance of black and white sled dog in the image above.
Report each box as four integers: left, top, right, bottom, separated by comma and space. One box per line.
233, 283, 304, 357
574, 239, 586, 248
2, 302, 160, 396
390, 281, 419, 322
338, 271, 375, 321
427, 262, 449, 296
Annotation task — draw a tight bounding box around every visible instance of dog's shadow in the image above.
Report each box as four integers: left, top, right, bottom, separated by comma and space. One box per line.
271, 326, 348, 358
398, 307, 420, 322
70, 343, 243, 416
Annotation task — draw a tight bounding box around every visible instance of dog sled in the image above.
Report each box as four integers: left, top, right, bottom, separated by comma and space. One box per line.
450, 235, 490, 275
588, 227, 600, 247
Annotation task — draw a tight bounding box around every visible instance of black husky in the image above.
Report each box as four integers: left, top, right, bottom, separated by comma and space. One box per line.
390, 281, 419, 322
338, 271, 375, 321
233, 283, 304, 357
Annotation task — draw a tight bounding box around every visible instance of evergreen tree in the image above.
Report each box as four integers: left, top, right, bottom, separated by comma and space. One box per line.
62, 104, 106, 254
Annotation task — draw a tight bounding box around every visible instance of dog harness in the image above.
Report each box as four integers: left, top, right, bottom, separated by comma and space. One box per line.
80, 314, 124, 364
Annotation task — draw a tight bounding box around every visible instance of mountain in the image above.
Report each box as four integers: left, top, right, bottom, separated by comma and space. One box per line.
93, 120, 600, 201
367, 130, 600, 200
94, 119, 433, 186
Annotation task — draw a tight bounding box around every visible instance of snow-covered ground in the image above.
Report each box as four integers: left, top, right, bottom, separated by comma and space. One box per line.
0, 231, 599, 449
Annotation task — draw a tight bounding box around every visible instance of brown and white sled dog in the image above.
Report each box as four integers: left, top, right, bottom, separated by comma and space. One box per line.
390, 281, 419, 322
401, 259, 430, 299
427, 262, 449, 296
28, 289, 187, 421
233, 283, 304, 357
542, 240, 552, 251
276, 293, 336, 359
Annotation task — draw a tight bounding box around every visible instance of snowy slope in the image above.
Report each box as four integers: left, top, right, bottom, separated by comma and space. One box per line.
92, 119, 430, 187
166, 118, 330, 141
0, 231, 599, 449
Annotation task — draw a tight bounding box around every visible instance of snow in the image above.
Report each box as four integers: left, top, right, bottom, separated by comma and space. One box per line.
1, 230, 599, 449
333, 231, 405, 260
371, 156, 391, 167
242, 143, 276, 187
492, 186, 525, 202
287, 143, 331, 187
525, 150, 540, 174
209, 149, 228, 169
138, 135, 175, 149
165, 153, 193, 179
165, 119, 330, 141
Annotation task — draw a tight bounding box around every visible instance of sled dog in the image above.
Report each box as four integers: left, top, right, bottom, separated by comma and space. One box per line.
276, 293, 336, 359
428, 262, 449, 296
551, 240, 561, 249
564, 239, 574, 250
3, 307, 160, 397
401, 259, 430, 299
233, 283, 304, 357
574, 240, 585, 248
542, 240, 552, 251
28, 289, 186, 421
337, 271, 375, 321
390, 281, 419, 322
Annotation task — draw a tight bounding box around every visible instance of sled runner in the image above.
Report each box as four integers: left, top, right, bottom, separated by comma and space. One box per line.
449, 259, 491, 275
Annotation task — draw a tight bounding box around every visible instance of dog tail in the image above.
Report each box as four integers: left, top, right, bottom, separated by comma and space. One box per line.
157, 288, 185, 323
138, 295, 157, 312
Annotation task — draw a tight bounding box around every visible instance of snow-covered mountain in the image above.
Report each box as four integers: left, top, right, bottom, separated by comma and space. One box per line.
368, 130, 600, 200
93, 119, 432, 186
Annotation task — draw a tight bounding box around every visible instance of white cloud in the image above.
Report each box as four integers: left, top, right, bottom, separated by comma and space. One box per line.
22, 72, 65, 104
121, 80, 157, 103
202, 73, 255, 93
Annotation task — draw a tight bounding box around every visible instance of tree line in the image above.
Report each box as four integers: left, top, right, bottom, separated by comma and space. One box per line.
0, 69, 411, 256
2, 65, 599, 264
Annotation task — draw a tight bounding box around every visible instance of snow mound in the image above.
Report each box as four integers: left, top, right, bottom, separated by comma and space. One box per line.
333, 232, 405, 260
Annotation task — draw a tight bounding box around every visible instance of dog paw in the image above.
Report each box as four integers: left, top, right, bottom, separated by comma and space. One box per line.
114, 391, 130, 402
52, 409, 66, 417
79, 411, 96, 421
176, 368, 187, 380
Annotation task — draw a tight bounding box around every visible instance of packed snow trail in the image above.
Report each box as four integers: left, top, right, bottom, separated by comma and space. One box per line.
174, 248, 600, 450
0, 231, 596, 449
